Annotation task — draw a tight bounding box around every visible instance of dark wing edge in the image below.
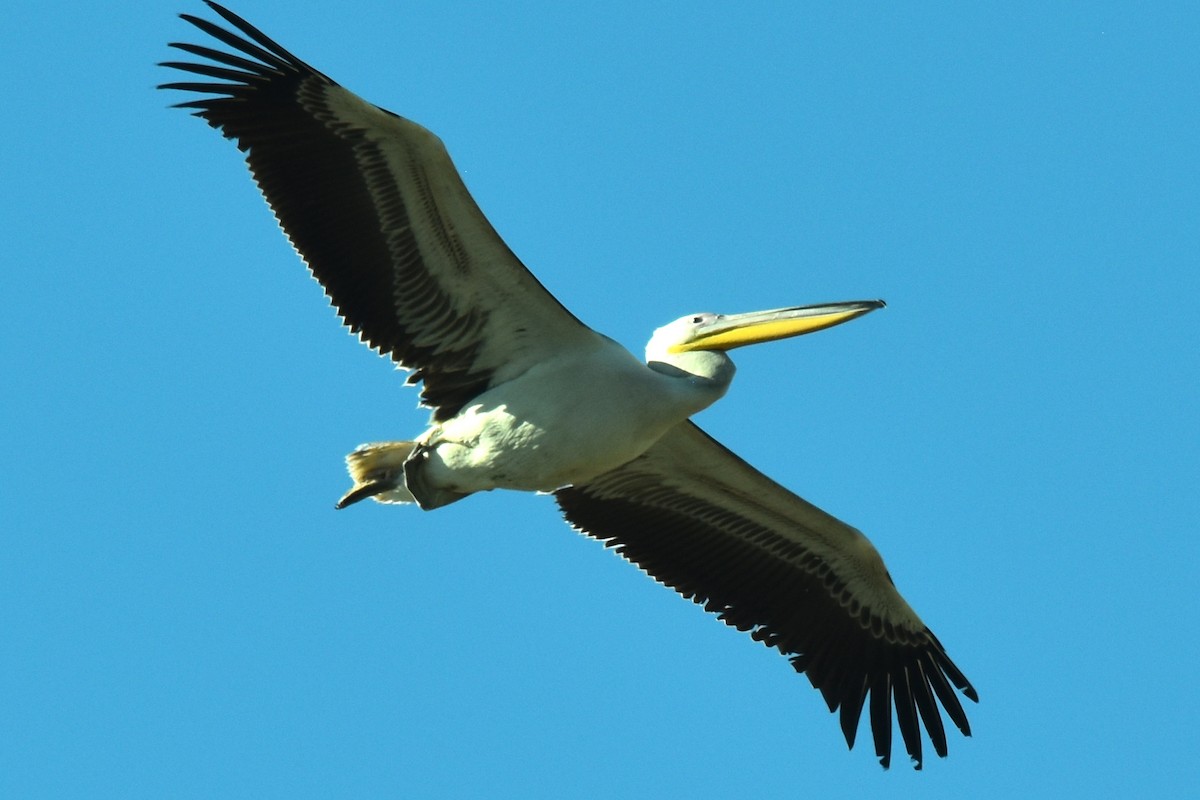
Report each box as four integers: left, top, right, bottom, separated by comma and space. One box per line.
554, 422, 977, 770
159, 2, 596, 420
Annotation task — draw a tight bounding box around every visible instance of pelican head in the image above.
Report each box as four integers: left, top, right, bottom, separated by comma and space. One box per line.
643, 299, 888, 410
652, 298, 888, 364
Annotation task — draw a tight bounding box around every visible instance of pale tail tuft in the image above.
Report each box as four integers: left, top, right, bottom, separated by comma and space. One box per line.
336, 441, 418, 508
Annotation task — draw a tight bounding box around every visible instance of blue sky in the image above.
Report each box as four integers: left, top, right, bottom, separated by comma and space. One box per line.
3, 1, 1198, 796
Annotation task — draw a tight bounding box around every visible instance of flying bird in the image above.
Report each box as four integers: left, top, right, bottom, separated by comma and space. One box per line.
160, 2, 977, 769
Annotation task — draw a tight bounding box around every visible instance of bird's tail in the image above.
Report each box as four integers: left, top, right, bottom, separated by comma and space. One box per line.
336, 441, 418, 508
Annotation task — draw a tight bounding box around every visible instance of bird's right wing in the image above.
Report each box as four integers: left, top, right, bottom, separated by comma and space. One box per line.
555, 421, 977, 769
160, 2, 604, 421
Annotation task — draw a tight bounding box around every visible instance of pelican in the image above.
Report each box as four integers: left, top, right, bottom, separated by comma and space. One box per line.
160, 2, 977, 769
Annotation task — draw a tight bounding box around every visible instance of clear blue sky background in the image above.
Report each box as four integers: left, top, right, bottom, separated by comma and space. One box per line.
3, 1, 1197, 797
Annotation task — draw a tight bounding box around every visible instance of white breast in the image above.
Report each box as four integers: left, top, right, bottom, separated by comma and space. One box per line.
420, 339, 718, 494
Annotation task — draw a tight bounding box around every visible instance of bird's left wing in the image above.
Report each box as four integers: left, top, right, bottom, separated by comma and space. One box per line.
555, 421, 977, 769
159, 3, 604, 421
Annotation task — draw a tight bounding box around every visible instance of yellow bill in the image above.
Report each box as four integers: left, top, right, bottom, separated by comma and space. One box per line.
670, 300, 885, 353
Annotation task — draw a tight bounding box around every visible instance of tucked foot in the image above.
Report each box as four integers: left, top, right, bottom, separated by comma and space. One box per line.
403, 442, 471, 510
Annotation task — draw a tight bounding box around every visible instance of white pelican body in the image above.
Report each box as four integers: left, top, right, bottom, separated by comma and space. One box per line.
409, 339, 720, 501
162, 2, 977, 770
350, 304, 872, 509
